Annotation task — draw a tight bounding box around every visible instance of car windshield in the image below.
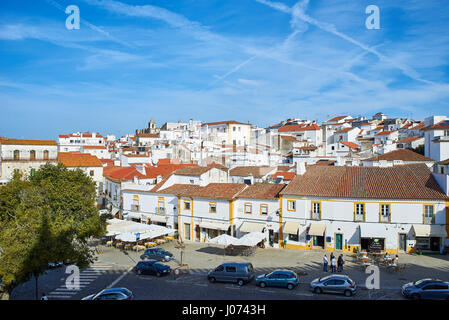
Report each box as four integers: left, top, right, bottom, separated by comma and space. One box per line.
318, 275, 333, 282
247, 264, 254, 272
154, 262, 163, 267
413, 279, 431, 288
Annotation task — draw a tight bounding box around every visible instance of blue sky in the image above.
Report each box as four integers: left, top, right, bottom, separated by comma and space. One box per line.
0, 0, 448, 139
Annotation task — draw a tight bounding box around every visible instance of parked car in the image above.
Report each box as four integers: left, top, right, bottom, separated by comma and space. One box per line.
135, 260, 171, 277
310, 275, 356, 297
141, 248, 174, 262
402, 278, 449, 300
48, 261, 64, 269
256, 269, 299, 290
207, 262, 254, 286
82, 288, 133, 300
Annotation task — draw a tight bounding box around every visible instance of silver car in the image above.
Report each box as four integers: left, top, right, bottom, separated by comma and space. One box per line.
310, 275, 356, 297
207, 262, 255, 286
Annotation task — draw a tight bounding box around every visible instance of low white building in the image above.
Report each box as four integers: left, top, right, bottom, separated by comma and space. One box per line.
58, 132, 105, 152
423, 116, 449, 162
279, 164, 448, 254
0, 138, 58, 184
361, 149, 435, 168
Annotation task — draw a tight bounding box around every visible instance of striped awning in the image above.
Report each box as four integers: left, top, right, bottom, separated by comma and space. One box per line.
199, 221, 230, 231
283, 221, 300, 234
308, 223, 326, 236
239, 221, 265, 233
412, 224, 447, 237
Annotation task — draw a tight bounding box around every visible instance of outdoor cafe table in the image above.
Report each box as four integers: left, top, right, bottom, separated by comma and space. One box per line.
145, 242, 157, 247
133, 245, 146, 251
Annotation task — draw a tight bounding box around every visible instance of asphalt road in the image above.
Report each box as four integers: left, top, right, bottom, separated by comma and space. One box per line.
11, 263, 404, 300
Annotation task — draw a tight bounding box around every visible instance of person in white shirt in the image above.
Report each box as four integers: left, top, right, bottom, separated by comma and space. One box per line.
323, 254, 328, 272
331, 256, 336, 273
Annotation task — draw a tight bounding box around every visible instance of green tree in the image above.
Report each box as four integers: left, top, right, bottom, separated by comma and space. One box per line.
413, 144, 425, 155
0, 163, 106, 299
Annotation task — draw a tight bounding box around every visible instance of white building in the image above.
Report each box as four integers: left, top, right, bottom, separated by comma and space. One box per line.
423, 116, 449, 162
0, 138, 58, 184
201, 121, 251, 147
58, 132, 105, 152
279, 164, 448, 253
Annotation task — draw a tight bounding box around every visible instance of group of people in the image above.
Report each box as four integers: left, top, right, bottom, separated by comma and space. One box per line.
323, 253, 344, 273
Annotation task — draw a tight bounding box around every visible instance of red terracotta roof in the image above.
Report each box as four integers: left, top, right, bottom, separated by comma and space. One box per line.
237, 183, 286, 200
281, 135, 299, 142
280, 164, 448, 200
58, 152, 102, 167
1, 138, 57, 146
82, 146, 106, 150
396, 136, 423, 144
229, 166, 276, 178
375, 130, 397, 136
335, 127, 355, 133
328, 116, 349, 122
278, 123, 320, 132
422, 120, 449, 131
364, 149, 433, 162
271, 172, 296, 181
340, 141, 359, 149
103, 166, 147, 181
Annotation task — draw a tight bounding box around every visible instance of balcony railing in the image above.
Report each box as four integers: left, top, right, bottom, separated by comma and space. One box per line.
423, 216, 434, 224
311, 211, 321, 220
379, 214, 390, 223
354, 212, 365, 222
131, 205, 140, 212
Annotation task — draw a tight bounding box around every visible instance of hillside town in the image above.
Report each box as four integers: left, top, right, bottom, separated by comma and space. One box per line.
1, 113, 448, 258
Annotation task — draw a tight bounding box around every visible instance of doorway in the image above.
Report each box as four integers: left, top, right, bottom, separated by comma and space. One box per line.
195, 225, 200, 242
335, 234, 343, 250
399, 234, 407, 252
312, 236, 324, 248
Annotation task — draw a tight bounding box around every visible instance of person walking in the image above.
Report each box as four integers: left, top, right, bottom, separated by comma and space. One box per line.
330, 255, 336, 273
323, 254, 328, 272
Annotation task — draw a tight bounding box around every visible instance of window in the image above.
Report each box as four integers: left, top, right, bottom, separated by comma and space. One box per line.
260, 204, 268, 216
380, 204, 390, 223
209, 202, 217, 213
184, 223, 191, 240
444, 130, 449, 137
90, 170, 94, 177
132, 198, 139, 211
288, 233, 299, 241
158, 198, 165, 214
184, 201, 191, 210
43, 150, 49, 160
355, 203, 365, 221
233, 127, 236, 132
244, 203, 252, 214
189, 179, 194, 184
424, 205, 434, 224
13, 150, 20, 160
312, 201, 321, 220
287, 200, 296, 212
30, 150, 36, 160
225, 266, 236, 272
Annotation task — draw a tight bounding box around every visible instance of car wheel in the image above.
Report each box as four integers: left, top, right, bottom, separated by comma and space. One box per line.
259, 282, 267, 288
209, 277, 216, 283
165, 256, 170, 262
156, 272, 162, 277
287, 283, 294, 290
344, 290, 352, 297
237, 279, 244, 286
411, 293, 420, 300
314, 287, 322, 294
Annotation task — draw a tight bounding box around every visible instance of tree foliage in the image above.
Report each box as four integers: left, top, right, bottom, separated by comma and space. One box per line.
0, 163, 106, 299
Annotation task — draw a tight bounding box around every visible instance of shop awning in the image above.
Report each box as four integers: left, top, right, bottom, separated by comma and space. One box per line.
308, 223, 326, 236
125, 212, 142, 220
239, 221, 265, 233
283, 221, 300, 234
199, 221, 230, 231
412, 224, 447, 237
359, 224, 387, 238
148, 215, 167, 223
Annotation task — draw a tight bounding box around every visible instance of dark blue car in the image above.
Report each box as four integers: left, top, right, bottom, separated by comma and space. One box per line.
402, 278, 449, 300
135, 260, 171, 277
141, 248, 174, 262
255, 270, 299, 290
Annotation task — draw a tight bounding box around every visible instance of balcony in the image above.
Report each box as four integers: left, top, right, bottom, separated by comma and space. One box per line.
310, 211, 321, 220
131, 205, 140, 212
379, 214, 390, 223
155, 207, 166, 214
423, 216, 434, 224
354, 212, 365, 222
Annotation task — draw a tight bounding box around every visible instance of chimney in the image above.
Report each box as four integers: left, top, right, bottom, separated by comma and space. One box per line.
296, 161, 306, 175
156, 175, 162, 184
133, 176, 139, 184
